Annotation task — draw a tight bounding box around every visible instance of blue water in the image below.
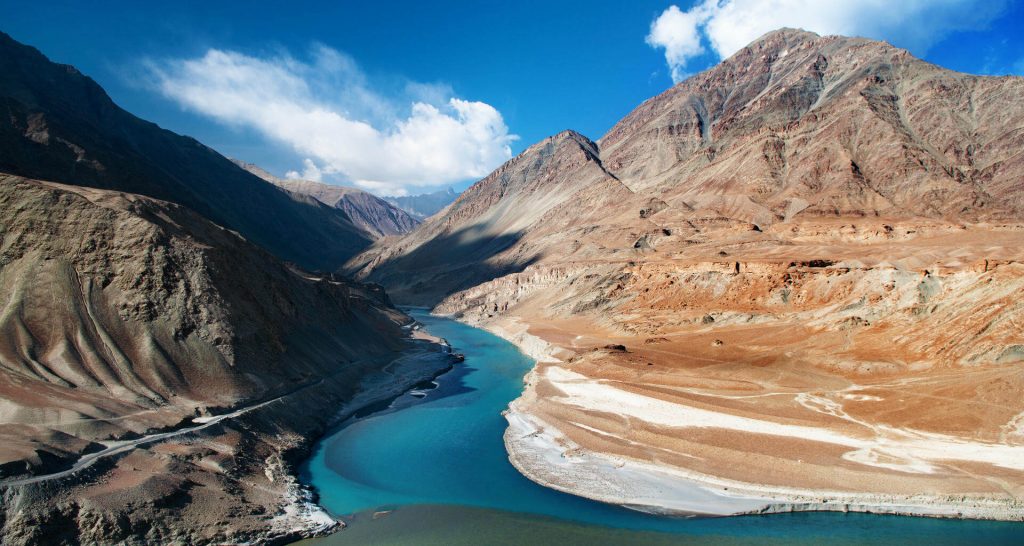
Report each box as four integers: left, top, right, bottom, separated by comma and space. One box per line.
300, 310, 1024, 545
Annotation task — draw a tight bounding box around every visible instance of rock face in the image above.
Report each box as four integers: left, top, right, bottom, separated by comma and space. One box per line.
356, 29, 1024, 518
0, 31, 371, 271
0, 173, 406, 460
384, 187, 459, 219
0, 174, 448, 544
348, 130, 629, 304
599, 28, 1023, 220
234, 160, 420, 238
0, 34, 452, 544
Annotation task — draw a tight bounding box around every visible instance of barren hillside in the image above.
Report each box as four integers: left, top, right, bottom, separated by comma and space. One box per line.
354, 29, 1024, 518
235, 160, 419, 238
0, 31, 372, 270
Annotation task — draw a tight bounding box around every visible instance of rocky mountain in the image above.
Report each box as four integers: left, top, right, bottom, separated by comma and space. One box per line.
354, 28, 1024, 302
0, 33, 452, 544
234, 160, 419, 238
599, 28, 1023, 221
0, 173, 403, 471
0, 31, 372, 271
347, 129, 630, 304
353, 29, 1024, 518
385, 187, 459, 219
0, 173, 451, 544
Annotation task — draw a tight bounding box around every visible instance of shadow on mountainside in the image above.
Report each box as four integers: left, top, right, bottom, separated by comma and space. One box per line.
0, 32, 370, 271
364, 223, 538, 307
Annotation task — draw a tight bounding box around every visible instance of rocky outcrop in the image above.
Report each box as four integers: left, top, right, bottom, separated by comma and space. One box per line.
434, 264, 600, 318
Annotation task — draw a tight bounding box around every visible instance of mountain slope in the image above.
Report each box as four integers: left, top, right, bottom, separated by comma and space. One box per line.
355, 29, 1024, 519
355, 28, 1024, 304
234, 161, 419, 238
0, 32, 450, 545
347, 130, 641, 304
0, 31, 371, 270
599, 28, 1024, 221
0, 172, 450, 544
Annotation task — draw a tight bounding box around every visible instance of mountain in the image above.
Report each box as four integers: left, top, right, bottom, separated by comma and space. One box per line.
353, 29, 1024, 518
0, 33, 452, 544
0, 31, 372, 271
0, 174, 406, 472
0, 173, 451, 544
598, 28, 1023, 220
354, 27, 1024, 304
347, 129, 627, 304
385, 187, 459, 219
234, 160, 419, 238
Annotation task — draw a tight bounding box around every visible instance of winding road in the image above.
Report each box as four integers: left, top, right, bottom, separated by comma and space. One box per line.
0, 390, 293, 488
0, 343, 448, 489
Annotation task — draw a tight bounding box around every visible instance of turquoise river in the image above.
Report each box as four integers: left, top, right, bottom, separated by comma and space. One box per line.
298, 310, 1023, 545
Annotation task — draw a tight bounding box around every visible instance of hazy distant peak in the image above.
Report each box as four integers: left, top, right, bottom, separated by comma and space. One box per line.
384, 187, 460, 220
231, 159, 419, 238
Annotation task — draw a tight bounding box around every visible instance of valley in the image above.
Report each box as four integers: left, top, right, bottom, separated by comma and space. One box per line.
0, 31, 457, 545
0, 13, 1022, 545
354, 29, 1024, 522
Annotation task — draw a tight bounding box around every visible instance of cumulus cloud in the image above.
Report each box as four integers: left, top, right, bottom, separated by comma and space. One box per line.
285, 158, 323, 182
645, 4, 715, 83
148, 46, 517, 195
647, 0, 1007, 83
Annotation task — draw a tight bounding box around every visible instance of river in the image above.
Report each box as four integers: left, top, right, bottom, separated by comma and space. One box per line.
297, 310, 1023, 545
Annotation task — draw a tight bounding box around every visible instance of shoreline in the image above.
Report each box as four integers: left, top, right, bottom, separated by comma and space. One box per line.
448, 313, 1024, 523
285, 336, 457, 541
0, 336, 456, 546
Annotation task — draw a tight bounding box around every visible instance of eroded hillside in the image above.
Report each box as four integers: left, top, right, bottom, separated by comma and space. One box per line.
0, 173, 452, 544
0, 31, 371, 270
355, 29, 1024, 518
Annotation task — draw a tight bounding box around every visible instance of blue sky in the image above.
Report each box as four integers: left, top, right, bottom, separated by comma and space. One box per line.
2, 1, 1022, 195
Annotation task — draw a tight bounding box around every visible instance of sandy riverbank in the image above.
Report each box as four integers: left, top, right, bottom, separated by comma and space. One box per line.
450, 314, 1024, 522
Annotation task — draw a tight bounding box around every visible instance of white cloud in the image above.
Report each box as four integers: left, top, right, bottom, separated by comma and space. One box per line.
285, 158, 323, 182
148, 46, 517, 195
645, 4, 715, 83
647, 0, 1007, 83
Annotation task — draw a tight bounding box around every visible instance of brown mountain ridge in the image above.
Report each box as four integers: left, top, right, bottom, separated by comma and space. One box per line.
233, 160, 420, 238
354, 29, 1024, 519
0, 32, 453, 544
0, 31, 372, 271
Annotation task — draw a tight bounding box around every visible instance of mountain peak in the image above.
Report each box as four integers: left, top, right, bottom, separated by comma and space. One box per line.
600, 25, 1023, 220
749, 27, 821, 47
552, 128, 591, 141
719, 27, 826, 65
230, 159, 419, 238
522, 129, 600, 162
